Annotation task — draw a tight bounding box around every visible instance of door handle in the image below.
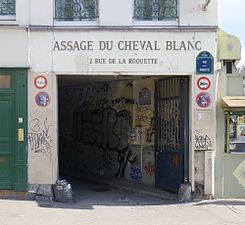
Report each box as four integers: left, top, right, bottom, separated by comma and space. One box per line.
18, 128, 24, 142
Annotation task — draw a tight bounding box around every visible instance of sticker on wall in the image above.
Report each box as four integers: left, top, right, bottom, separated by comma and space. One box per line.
197, 77, 211, 90
139, 87, 151, 105
35, 92, 50, 107
196, 51, 214, 74
34, 75, 47, 89
196, 92, 211, 108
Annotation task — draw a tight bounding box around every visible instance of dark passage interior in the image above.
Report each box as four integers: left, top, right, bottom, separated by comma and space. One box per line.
58, 75, 156, 187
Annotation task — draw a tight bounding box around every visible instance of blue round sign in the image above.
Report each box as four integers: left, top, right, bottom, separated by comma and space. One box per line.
196, 92, 211, 108
35, 92, 50, 107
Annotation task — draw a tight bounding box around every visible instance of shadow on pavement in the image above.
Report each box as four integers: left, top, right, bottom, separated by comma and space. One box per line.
38, 177, 179, 210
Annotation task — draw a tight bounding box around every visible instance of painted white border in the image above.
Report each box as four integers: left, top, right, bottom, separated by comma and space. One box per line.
0, 15, 16, 22
133, 20, 178, 27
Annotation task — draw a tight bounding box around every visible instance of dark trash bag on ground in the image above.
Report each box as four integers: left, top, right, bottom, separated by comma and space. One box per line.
53, 179, 74, 203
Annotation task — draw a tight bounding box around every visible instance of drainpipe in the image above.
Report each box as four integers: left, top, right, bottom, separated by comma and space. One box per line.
202, 0, 211, 11
27, 0, 31, 67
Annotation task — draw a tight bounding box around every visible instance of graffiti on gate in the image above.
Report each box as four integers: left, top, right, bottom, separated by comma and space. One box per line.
130, 166, 142, 182
28, 117, 53, 159
194, 130, 212, 150
144, 162, 155, 176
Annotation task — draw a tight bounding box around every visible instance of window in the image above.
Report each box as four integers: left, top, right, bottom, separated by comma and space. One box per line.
225, 112, 245, 153
0, 0, 15, 16
0, 75, 11, 88
55, 0, 98, 22
226, 61, 232, 74
134, 0, 177, 21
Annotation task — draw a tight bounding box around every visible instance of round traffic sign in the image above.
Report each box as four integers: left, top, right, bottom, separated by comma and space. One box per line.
34, 75, 47, 89
35, 92, 50, 107
196, 92, 211, 108
197, 77, 211, 90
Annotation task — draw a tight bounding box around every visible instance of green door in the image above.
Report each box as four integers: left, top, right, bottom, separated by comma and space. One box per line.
0, 69, 27, 191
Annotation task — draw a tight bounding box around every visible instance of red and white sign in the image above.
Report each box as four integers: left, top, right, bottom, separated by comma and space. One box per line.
34, 76, 47, 89
196, 92, 212, 108
197, 77, 211, 90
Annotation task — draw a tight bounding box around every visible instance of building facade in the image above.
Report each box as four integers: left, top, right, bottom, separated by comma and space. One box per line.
0, 0, 218, 198
215, 30, 245, 198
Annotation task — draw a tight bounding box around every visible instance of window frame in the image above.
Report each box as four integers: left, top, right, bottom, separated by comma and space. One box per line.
0, 0, 16, 21
54, 0, 99, 27
133, 0, 178, 27
225, 111, 245, 154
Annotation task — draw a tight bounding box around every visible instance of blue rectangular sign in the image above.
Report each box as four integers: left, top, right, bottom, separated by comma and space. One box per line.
196, 51, 214, 74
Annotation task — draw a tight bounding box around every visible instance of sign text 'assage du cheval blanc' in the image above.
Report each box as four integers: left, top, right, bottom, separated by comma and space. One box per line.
53, 40, 202, 65
53, 40, 201, 51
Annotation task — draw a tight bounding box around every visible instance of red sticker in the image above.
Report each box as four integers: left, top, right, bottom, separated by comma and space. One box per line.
197, 77, 211, 90
173, 155, 178, 167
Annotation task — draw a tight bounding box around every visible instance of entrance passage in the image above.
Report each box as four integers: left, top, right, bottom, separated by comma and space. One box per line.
58, 75, 158, 189
0, 70, 27, 190
155, 77, 189, 193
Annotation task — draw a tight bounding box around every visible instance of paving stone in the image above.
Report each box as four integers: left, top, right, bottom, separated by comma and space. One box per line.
178, 183, 192, 203
37, 184, 53, 197
36, 195, 54, 207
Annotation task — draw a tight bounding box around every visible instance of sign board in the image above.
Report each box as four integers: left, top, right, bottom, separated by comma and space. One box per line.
35, 92, 50, 107
196, 92, 211, 108
42, 31, 217, 74
196, 51, 214, 74
34, 75, 47, 89
197, 77, 211, 90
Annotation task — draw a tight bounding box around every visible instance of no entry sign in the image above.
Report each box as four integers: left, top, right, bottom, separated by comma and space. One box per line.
196, 92, 211, 108
197, 77, 211, 90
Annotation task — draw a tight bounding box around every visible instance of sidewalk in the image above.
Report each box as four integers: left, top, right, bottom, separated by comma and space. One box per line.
1, 185, 245, 225
1, 178, 245, 225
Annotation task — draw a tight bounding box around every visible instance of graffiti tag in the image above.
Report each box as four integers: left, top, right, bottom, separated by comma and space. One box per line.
28, 117, 53, 159
115, 149, 136, 177
130, 166, 142, 182
146, 117, 155, 142
195, 134, 212, 150
144, 162, 155, 176
72, 107, 131, 152
112, 97, 136, 106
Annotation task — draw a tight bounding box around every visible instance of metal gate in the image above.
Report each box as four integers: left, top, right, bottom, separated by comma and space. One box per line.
155, 76, 189, 193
